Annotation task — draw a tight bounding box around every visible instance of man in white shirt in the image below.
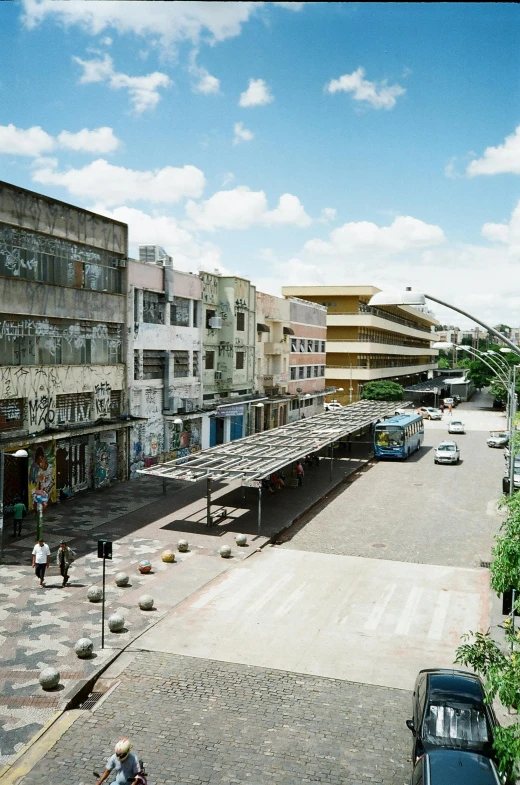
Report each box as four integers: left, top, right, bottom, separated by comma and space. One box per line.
32, 539, 51, 587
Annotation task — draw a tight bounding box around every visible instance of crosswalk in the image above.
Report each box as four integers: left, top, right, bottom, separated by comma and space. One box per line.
136, 548, 490, 691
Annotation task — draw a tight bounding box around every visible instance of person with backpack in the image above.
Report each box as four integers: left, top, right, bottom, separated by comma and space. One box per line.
56, 540, 76, 587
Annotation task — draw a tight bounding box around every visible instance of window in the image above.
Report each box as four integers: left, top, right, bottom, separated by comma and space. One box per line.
193, 351, 200, 377
291, 399, 299, 411
236, 351, 244, 370
320, 365, 325, 376
0, 398, 23, 431
299, 340, 305, 352
134, 350, 141, 380
236, 311, 245, 331
305, 397, 312, 406
291, 338, 297, 353
56, 392, 92, 424
173, 350, 189, 378
298, 366, 305, 379
193, 300, 201, 328
307, 340, 313, 352
321, 341, 326, 352
314, 340, 319, 352
143, 291, 165, 324
313, 366, 319, 377
142, 350, 165, 380
205, 351, 215, 370
306, 366, 312, 378
110, 390, 122, 417
290, 367, 296, 380
205, 309, 216, 329
170, 296, 190, 327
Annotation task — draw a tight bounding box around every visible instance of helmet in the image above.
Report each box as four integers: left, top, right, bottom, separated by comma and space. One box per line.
115, 739, 131, 761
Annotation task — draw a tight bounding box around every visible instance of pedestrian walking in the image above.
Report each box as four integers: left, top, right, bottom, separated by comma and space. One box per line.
31, 538, 50, 587
56, 540, 76, 587
12, 496, 27, 537
296, 461, 304, 486
448, 403, 453, 415
96, 738, 142, 785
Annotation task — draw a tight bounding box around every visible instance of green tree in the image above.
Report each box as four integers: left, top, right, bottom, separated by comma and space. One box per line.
360, 381, 404, 401
437, 356, 450, 369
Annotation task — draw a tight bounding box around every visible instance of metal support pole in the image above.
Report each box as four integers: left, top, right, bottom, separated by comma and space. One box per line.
101, 554, 106, 650
257, 486, 262, 536
0, 451, 4, 560
206, 476, 212, 527
242, 485, 246, 502
36, 503, 43, 541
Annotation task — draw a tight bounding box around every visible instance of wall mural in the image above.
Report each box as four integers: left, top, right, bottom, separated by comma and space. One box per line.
28, 441, 56, 507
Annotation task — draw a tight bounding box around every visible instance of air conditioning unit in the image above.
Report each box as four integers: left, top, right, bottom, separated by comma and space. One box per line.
119, 259, 127, 268
214, 371, 222, 380
209, 316, 222, 329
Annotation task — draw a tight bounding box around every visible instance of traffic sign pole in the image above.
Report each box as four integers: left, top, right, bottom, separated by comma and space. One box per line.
97, 540, 112, 649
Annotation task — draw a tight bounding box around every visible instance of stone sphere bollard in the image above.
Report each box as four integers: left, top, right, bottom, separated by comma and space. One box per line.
138, 560, 152, 574
219, 544, 232, 558
161, 550, 176, 563
235, 533, 248, 547
115, 572, 129, 587
74, 637, 94, 659
108, 612, 125, 632
39, 666, 60, 690
138, 594, 154, 610
87, 585, 103, 603
177, 539, 189, 553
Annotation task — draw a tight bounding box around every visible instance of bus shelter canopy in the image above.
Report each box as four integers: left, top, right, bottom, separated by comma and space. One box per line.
137, 400, 408, 486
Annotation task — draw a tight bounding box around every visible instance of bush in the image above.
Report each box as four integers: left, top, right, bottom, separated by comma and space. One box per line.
360, 381, 405, 401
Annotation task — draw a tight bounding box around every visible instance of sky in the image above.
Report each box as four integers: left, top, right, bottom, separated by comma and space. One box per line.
1, 1, 520, 328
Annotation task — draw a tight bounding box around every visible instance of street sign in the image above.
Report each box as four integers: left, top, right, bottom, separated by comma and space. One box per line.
97, 540, 112, 559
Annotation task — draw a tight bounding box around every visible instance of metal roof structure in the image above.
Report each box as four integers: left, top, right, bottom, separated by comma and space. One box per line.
403, 376, 469, 393
137, 399, 406, 486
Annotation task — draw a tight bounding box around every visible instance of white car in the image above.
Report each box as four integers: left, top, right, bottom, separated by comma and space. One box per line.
434, 440, 460, 464
488, 431, 508, 448
419, 407, 442, 420
448, 420, 465, 434
324, 401, 343, 412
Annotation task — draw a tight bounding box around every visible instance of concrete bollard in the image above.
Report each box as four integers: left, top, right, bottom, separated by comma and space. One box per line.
235, 533, 248, 546
74, 637, 94, 659
161, 550, 176, 563
138, 594, 154, 610
87, 586, 103, 603
115, 572, 129, 587
219, 544, 232, 558
108, 612, 125, 632
39, 667, 60, 690
177, 539, 189, 552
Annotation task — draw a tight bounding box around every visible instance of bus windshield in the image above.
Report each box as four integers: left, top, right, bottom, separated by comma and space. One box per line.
375, 426, 404, 448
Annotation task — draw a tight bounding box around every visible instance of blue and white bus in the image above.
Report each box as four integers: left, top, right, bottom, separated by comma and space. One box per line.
374, 413, 424, 460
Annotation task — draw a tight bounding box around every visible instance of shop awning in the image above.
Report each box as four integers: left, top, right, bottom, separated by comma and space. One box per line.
283, 326, 295, 335
257, 323, 270, 333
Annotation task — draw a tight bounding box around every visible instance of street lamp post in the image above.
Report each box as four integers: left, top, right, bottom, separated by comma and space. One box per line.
0, 448, 29, 559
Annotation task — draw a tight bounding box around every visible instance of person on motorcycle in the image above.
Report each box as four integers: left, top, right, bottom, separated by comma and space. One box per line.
95, 739, 142, 785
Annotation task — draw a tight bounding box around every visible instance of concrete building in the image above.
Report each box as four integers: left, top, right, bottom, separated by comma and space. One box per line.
282, 286, 438, 404
286, 297, 328, 421
138, 245, 173, 268
0, 181, 129, 512
255, 291, 291, 432
128, 260, 203, 477
435, 327, 489, 348
200, 273, 260, 445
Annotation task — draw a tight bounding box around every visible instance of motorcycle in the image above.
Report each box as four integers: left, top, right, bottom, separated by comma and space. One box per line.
93, 759, 148, 785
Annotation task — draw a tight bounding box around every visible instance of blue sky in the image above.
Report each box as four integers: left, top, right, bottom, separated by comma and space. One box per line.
1, 1, 519, 326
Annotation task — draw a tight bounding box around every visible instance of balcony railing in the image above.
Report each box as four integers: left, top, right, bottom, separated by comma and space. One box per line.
326, 336, 433, 348
327, 360, 437, 370
330, 305, 432, 334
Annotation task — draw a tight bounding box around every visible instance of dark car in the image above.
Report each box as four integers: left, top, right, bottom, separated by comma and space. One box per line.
406, 669, 498, 763
411, 749, 502, 784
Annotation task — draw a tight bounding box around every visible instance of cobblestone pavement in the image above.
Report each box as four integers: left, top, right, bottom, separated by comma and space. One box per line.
22, 651, 413, 785
279, 392, 506, 567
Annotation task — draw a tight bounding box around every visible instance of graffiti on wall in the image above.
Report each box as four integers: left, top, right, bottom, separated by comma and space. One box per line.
29, 441, 56, 506
167, 417, 202, 460
94, 382, 111, 416
28, 395, 56, 427
94, 439, 111, 489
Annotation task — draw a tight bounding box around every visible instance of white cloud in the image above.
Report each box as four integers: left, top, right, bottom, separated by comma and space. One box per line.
22, 1, 262, 47
73, 53, 171, 114
92, 204, 222, 272
304, 215, 446, 256
56, 127, 120, 153
318, 207, 337, 224
185, 186, 311, 231
222, 172, 235, 186
101, 36, 112, 46
233, 122, 254, 145
467, 126, 520, 176
187, 50, 220, 94
481, 200, 520, 260
274, 2, 304, 10
239, 78, 274, 107
482, 222, 509, 244
32, 159, 205, 207
0, 124, 54, 157
0, 123, 121, 156
325, 67, 406, 110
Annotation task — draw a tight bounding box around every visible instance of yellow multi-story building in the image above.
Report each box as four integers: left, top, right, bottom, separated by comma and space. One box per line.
281, 286, 439, 404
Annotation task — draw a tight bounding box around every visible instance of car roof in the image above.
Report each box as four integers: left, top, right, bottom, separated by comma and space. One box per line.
427, 672, 484, 703
437, 440, 457, 447
427, 749, 500, 784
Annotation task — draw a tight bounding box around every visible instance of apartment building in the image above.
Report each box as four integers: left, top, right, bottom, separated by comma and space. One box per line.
0, 181, 129, 511
255, 291, 291, 431
127, 260, 203, 476
281, 286, 438, 404
200, 273, 259, 446
286, 297, 328, 421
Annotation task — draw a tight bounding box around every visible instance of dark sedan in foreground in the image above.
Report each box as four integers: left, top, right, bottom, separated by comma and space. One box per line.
410, 749, 502, 784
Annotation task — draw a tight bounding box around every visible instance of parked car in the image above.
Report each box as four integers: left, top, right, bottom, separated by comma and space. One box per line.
419, 407, 442, 420
324, 401, 343, 412
443, 397, 456, 408
406, 669, 498, 765
503, 456, 520, 493
434, 441, 460, 464
488, 431, 508, 448
448, 420, 465, 434
410, 750, 502, 785
453, 395, 462, 405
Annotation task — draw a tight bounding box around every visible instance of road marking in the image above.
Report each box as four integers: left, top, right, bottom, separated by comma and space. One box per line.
248, 574, 294, 614
428, 590, 451, 639
364, 583, 396, 631
273, 580, 310, 617
191, 568, 247, 608
395, 587, 423, 635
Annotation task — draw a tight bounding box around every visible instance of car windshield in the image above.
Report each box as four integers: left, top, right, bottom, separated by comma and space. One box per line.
438, 444, 456, 452
451, 422, 462, 426
375, 427, 404, 447
423, 703, 490, 748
